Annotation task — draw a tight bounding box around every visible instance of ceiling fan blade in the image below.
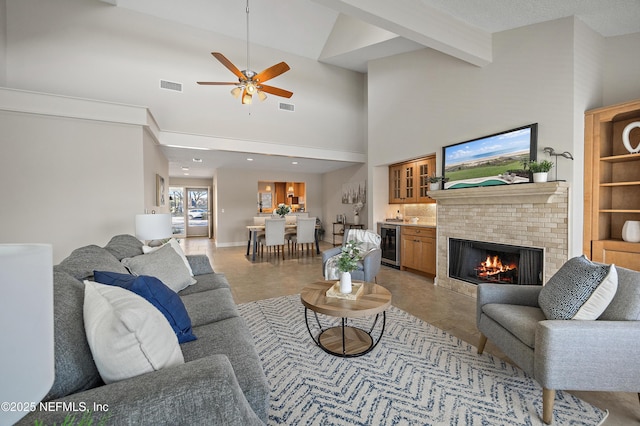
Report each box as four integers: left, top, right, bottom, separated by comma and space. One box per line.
211, 52, 245, 80
197, 82, 238, 85
254, 62, 290, 83
259, 85, 293, 99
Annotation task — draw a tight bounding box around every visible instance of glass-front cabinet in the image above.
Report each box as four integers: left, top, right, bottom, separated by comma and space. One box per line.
389, 155, 436, 204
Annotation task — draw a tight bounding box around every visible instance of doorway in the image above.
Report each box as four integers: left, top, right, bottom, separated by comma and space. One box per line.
170, 186, 211, 238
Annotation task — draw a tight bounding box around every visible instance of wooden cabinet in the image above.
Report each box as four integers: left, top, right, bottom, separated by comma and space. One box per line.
584, 98, 640, 271
389, 155, 436, 204
401, 226, 436, 275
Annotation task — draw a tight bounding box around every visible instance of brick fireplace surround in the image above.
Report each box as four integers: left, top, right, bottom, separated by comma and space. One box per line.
429, 182, 570, 297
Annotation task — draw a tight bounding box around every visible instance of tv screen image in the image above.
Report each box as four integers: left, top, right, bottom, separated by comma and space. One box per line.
442, 123, 537, 189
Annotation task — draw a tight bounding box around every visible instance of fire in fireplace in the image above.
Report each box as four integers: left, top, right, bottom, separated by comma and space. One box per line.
474, 253, 519, 283
449, 238, 543, 285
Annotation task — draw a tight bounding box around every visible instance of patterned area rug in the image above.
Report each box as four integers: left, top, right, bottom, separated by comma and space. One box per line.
238, 295, 608, 426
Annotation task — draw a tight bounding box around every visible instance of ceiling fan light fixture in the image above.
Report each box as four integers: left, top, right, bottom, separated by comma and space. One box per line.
197, 0, 292, 105
230, 86, 242, 98
246, 82, 257, 94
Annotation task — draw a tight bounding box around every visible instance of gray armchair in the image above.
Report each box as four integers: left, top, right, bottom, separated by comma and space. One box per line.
322, 228, 382, 283
476, 264, 640, 424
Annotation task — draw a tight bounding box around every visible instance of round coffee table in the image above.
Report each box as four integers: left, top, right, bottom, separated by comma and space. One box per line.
300, 281, 392, 357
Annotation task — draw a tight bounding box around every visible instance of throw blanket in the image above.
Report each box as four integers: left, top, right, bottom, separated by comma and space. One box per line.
324, 229, 381, 280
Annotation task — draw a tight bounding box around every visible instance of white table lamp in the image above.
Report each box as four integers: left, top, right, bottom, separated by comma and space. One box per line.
135, 213, 172, 246
0, 244, 54, 425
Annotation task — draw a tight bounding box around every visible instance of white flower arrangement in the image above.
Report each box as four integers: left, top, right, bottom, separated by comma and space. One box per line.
353, 202, 364, 216
275, 203, 291, 217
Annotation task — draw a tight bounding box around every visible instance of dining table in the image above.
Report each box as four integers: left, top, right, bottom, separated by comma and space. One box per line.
245, 224, 320, 261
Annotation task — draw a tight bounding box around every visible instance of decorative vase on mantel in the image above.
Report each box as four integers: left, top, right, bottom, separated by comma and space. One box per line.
339, 271, 352, 294
622, 220, 640, 243
353, 214, 360, 225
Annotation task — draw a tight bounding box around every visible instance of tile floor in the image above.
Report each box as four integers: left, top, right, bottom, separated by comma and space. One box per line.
182, 237, 639, 425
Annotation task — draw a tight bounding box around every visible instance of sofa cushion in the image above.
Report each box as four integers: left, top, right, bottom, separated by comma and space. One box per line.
83, 281, 184, 384
44, 268, 102, 401
104, 234, 144, 260
122, 243, 196, 292
94, 270, 197, 343
58, 245, 129, 281
600, 265, 640, 320
482, 304, 546, 348
180, 288, 239, 327
182, 316, 269, 421
538, 255, 618, 320
179, 273, 230, 296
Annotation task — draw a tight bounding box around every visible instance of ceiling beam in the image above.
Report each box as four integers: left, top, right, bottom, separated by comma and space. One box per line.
313, 0, 492, 67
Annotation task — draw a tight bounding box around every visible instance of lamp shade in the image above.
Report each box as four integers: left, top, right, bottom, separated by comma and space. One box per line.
135, 213, 172, 241
0, 244, 54, 425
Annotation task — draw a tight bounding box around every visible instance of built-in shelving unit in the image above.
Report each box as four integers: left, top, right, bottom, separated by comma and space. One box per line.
584, 98, 640, 271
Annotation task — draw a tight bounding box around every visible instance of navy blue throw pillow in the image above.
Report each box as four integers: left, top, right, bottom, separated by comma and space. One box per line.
93, 270, 197, 343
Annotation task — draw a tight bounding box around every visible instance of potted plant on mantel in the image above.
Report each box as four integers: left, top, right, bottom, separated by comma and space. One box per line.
428, 175, 441, 191
527, 160, 554, 183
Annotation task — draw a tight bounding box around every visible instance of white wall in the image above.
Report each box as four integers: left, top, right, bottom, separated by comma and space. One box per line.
142, 130, 170, 214
0, 0, 6, 85
321, 164, 369, 241
368, 18, 591, 255
4, 0, 365, 156
603, 32, 640, 105
0, 111, 146, 263
215, 168, 323, 246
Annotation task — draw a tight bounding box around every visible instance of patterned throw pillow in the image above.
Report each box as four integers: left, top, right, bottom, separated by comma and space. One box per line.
538, 255, 618, 320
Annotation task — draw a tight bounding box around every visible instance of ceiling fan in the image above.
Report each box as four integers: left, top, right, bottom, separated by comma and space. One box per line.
197, 0, 293, 105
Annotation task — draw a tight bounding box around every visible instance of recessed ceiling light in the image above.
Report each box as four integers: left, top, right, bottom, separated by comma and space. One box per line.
181, 166, 190, 171
193, 158, 202, 163
292, 161, 298, 165
247, 158, 254, 161
184, 172, 190, 176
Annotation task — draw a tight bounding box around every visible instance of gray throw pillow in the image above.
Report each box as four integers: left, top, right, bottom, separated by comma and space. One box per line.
538, 255, 618, 320
122, 244, 197, 292
104, 234, 144, 260
58, 245, 129, 281
44, 268, 102, 401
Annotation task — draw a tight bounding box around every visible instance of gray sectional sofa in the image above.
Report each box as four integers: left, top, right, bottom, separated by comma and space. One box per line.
19, 235, 269, 426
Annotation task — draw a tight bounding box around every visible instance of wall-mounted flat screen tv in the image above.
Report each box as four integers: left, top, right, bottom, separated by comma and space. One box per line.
442, 123, 538, 189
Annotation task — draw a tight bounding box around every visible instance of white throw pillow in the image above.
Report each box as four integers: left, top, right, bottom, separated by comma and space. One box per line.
83, 281, 184, 384
167, 238, 194, 276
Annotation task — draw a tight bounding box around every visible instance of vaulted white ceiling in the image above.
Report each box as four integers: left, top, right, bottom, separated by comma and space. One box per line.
112, 0, 640, 73
103, 0, 640, 176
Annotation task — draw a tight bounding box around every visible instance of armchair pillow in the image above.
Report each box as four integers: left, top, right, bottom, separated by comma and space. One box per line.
122, 243, 196, 292
93, 270, 196, 343
538, 255, 618, 320
83, 281, 184, 384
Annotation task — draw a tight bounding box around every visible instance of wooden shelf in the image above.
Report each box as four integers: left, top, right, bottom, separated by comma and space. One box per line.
600, 153, 640, 163
584, 98, 640, 271
600, 181, 640, 187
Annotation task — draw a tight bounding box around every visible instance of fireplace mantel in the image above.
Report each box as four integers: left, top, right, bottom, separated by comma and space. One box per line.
428, 181, 569, 205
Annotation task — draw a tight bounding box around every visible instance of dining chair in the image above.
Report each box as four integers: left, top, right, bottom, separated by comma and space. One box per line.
258, 218, 286, 259
288, 217, 317, 256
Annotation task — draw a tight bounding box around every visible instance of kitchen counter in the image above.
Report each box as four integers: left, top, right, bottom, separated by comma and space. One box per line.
383, 220, 436, 228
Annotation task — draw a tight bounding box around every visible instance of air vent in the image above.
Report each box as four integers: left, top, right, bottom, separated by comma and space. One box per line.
278, 102, 295, 112
160, 80, 183, 92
